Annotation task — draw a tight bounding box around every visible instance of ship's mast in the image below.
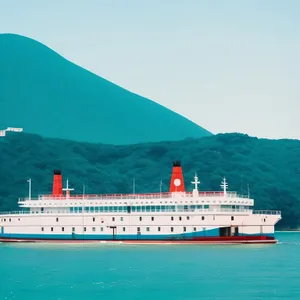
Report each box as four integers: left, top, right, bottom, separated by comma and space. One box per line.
133, 177, 135, 195
62, 179, 74, 199
247, 183, 250, 198
191, 173, 200, 197
221, 177, 228, 197
27, 178, 32, 200
159, 180, 163, 196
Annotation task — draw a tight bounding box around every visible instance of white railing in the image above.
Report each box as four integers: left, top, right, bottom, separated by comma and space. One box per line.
253, 210, 281, 215
19, 191, 249, 202
0, 208, 253, 216
0, 210, 30, 215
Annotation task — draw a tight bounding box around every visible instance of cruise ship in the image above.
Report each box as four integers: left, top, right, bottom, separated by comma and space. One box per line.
0, 162, 281, 244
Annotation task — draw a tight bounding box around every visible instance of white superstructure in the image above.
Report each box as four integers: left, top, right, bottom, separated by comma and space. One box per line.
0, 163, 281, 244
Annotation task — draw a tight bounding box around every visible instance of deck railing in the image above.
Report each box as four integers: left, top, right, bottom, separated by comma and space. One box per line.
253, 210, 281, 215
0, 208, 256, 216
19, 191, 250, 202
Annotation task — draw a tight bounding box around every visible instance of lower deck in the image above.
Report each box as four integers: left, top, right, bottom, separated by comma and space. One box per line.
0, 225, 276, 243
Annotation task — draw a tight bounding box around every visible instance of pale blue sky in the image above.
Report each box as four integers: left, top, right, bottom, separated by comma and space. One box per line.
1, 0, 299, 139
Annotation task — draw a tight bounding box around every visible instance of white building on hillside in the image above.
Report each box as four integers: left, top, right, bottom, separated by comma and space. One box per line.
0, 127, 23, 137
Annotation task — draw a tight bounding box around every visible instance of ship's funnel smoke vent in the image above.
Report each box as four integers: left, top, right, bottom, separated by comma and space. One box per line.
169, 161, 185, 192
173, 161, 181, 167
52, 170, 63, 196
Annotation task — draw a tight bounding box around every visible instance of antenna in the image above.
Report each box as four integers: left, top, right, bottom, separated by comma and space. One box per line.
27, 178, 32, 200
62, 178, 74, 199
82, 184, 85, 199
159, 180, 163, 196
247, 183, 250, 198
133, 177, 135, 195
240, 174, 244, 195
191, 173, 200, 197
220, 177, 228, 197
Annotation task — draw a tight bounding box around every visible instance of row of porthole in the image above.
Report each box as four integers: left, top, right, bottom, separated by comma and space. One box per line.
1, 215, 235, 223
40, 215, 236, 223
40, 226, 200, 233
0, 218, 21, 222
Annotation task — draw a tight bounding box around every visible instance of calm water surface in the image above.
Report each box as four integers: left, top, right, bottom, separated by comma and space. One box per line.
0, 232, 299, 300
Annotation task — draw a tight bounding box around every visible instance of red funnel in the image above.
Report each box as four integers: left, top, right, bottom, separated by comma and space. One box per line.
169, 161, 185, 192
52, 170, 63, 196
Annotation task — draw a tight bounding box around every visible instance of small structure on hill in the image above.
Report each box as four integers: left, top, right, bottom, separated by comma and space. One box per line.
0, 127, 23, 137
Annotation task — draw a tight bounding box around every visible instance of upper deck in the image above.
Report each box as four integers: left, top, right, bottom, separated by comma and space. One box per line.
18, 191, 254, 208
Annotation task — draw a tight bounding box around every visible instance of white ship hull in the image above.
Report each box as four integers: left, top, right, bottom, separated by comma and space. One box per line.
0, 162, 281, 244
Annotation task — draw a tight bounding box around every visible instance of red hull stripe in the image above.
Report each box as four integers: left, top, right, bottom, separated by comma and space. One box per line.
0, 236, 277, 244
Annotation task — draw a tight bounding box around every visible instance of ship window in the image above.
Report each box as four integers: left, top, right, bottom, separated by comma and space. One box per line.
183, 227, 186, 232
100, 227, 103, 232
179, 217, 182, 221
123, 227, 126, 232
264, 218, 266, 222
84, 227, 87, 232
112, 217, 115, 221
146, 227, 150, 232
72, 227, 75, 232
194, 227, 197, 231
62, 227, 64, 232
51, 227, 53, 232
137, 227, 141, 232
171, 217, 174, 221
9, 218, 11, 222
151, 217, 154, 221
139, 217, 142, 221
41, 227, 44, 232
202, 216, 205, 221
231, 216, 234, 221
93, 217, 95, 222
158, 227, 161, 232
120, 217, 123, 221
92, 227, 96, 232
204, 205, 209, 209
171, 227, 174, 232
56, 218, 59, 222
187, 216, 190, 220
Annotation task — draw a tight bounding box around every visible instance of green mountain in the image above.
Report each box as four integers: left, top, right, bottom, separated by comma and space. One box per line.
0, 132, 300, 229
0, 33, 211, 144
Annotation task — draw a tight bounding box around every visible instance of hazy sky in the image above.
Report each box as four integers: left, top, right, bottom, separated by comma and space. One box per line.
1, 0, 299, 139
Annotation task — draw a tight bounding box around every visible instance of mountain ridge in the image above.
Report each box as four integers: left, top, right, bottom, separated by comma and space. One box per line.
0, 33, 211, 144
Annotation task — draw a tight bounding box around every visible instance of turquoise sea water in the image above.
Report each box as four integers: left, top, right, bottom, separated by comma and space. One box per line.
0, 232, 300, 300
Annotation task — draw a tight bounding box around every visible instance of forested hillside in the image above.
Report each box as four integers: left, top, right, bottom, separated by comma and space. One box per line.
0, 132, 299, 229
